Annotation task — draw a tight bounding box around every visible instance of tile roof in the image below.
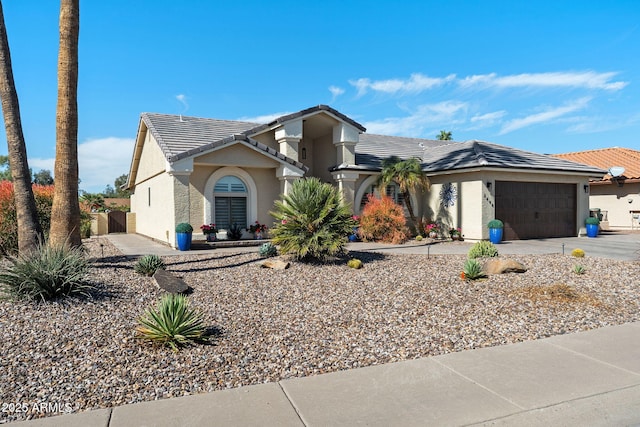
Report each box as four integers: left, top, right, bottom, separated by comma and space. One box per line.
138, 108, 605, 177
552, 147, 640, 180
420, 140, 606, 175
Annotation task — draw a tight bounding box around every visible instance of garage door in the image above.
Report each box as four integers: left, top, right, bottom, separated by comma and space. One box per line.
495, 181, 576, 240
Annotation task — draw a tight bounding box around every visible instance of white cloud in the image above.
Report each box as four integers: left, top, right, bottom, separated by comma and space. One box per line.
29, 137, 134, 193
236, 112, 292, 124
363, 101, 468, 136
470, 110, 507, 123
499, 97, 591, 135
329, 85, 345, 101
349, 73, 456, 97
176, 94, 189, 113
78, 137, 135, 192
459, 71, 627, 91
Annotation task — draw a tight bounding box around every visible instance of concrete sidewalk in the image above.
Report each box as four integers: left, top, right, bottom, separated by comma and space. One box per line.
11, 322, 640, 426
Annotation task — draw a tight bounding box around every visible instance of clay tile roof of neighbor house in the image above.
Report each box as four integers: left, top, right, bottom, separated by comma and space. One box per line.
552, 147, 640, 181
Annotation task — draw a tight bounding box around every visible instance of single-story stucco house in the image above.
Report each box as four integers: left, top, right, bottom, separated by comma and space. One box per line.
124, 105, 605, 247
553, 147, 640, 230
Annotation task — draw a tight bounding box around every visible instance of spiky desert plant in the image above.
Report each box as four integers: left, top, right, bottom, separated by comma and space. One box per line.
571, 248, 585, 258
134, 254, 165, 276
463, 258, 486, 280
269, 177, 356, 262
573, 264, 586, 275
136, 293, 206, 352
347, 258, 363, 269
258, 242, 278, 258
468, 241, 499, 259
0, 242, 92, 301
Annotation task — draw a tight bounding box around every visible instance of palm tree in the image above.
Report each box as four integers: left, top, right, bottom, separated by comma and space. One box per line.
50, 0, 81, 247
437, 130, 452, 140
0, 1, 44, 254
378, 156, 430, 228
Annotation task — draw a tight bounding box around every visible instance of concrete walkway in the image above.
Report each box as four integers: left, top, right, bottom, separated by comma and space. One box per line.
8, 233, 640, 426
11, 322, 640, 426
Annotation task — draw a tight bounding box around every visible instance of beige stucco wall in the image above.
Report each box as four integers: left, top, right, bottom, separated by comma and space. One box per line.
589, 182, 640, 229
194, 144, 280, 169
135, 132, 165, 184
312, 134, 336, 183
131, 172, 175, 246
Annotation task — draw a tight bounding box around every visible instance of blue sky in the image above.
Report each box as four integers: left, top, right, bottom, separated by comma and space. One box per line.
1, 1, 639, 193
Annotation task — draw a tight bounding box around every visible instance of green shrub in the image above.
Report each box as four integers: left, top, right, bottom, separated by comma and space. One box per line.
487, 219, 504, 229
136, 293, 207, 352
463, 258, 485, 280
175, 223, 193, 233
134, 254, 165, 276
347, 258, 363, 269
415, 235, 423, 241
573, 264, 586, 275
585, 217, 600, 225
571, 248, 585, 257
468, 241, 499, 259
0, 243, 92, 301
358, 195, 410, 244
269, 177, 356, 262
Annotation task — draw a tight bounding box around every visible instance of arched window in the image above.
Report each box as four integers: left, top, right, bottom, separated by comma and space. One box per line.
213, 175, 247, 230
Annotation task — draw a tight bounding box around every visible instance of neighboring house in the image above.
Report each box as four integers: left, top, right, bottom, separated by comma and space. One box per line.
553, 147, 640, 229
125, 105, 604, 247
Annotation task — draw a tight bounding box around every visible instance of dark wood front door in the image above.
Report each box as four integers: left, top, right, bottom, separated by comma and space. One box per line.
495, 181, 576, 240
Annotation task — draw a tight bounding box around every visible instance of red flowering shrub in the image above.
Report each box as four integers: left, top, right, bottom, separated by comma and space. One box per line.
0, 182, 55, 255
358, 195, 410, 244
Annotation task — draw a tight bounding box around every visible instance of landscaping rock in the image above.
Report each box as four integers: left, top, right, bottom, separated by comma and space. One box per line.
483, 258, 527, 275
153, 268, 190, 293
260, 259, 290, 270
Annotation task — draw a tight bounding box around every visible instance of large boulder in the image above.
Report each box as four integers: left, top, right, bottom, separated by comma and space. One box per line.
483, 258, 527, 275
260, 259, 290, 270
153, 268, 190, 294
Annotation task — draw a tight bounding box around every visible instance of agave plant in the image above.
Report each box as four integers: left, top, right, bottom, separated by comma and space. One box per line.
269, 177, 356, 262
134, 254, 165, 276
463, 258, 486, 280
258, 242, 278, 258
136, 293, 207, 351
0, 242, 92, 301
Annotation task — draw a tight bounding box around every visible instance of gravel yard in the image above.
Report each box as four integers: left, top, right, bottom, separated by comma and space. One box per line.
1, 238, 639, 422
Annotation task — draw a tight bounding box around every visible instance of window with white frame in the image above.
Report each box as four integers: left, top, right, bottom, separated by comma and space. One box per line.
213, 175, 247, 230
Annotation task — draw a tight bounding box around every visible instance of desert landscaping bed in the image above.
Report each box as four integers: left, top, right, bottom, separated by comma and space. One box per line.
1, 238, 639, 422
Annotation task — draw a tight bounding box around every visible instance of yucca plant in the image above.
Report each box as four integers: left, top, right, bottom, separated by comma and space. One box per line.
269, 177, 356, 262
463, 258, 486, 280
134, 254, 165, 276
0, 242, 92, 301
135, 293, 207, 351
468, 241, 499, 259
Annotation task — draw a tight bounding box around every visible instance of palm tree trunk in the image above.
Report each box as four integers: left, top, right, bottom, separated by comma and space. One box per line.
0, 1, 44, 254
402, 190, 418, 233
50, 0, 81, 247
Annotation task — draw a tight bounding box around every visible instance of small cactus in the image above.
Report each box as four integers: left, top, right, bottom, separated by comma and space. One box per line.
415, 235, 423, 241
347, 258, 363, 269
468, 241, 499, 259
571, 248, 585, 258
